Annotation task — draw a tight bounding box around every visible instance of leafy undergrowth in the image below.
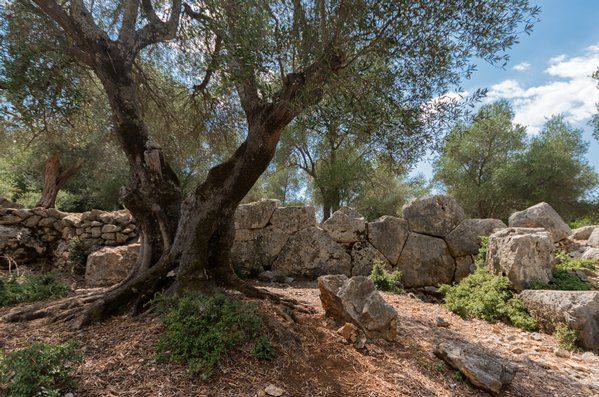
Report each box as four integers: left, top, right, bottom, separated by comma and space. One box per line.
0, 274, 69, 307
554, 324, 581, 352
369, 260, 403, 294
154, 293, 276, 379
439, 267, 537, 331
0, 341, 81, 397
531, 252, 597, 291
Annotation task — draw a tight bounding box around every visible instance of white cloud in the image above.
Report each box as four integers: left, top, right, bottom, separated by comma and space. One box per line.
512, 61, 531, 72
487, 45, 599, 134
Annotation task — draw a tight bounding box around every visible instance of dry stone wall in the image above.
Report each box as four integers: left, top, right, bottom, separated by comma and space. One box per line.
0, 206, 138, 267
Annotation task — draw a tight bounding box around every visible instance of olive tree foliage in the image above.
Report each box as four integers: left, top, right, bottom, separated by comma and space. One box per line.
1, 0, 541, 327
592, 67, 599, 141
434, 102, 598, 220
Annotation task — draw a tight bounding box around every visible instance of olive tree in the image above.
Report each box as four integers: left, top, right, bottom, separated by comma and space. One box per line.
3, 0, 539, 326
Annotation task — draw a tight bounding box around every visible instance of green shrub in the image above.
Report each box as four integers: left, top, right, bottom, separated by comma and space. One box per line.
530, 252, 596, 291
0, 341, 81, 397
155, 293, 276, 379
369, 260, 403, 294
439, 267, 537, 331
569, 217, 596, 229
554, 324, 580, 351
66, 237, 88, 275
0, 274, 69, 307
474, 236, 489, 268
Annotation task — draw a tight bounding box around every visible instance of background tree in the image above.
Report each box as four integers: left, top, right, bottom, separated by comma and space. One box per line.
434, 102, 598, 220
3, 0, 540, 326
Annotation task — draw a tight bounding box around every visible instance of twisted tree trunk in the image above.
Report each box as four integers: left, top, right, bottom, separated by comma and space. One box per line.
37, 153, 82, 208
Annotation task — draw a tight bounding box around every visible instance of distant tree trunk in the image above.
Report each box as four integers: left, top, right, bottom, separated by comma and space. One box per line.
322, 202, 332, 221
36, 153, 82, 208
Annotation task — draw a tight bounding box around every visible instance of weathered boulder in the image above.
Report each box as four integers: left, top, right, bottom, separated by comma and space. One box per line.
272, 227, 351, 278
508, 202, 571, 242
571, 225, 597, 241
402, 195, 465, 237
434, 341, 516, 394
519, 290, 599, 351
234, 199, 280, 230
0, 225, 46, 265
321, 207, 366, 243
396, 232, 455, 288
231, 226, 289, 277
445, 218, 507, 257
588, 228, 599, 248
269, 205, 316, 234
366, 216, 409, 264
581, 247, 599, 261
486, 228, 554, 291
454, 255, 475, 282
85, 243, 140, 287
350, 241, 387, 276
318, 275, 397, 341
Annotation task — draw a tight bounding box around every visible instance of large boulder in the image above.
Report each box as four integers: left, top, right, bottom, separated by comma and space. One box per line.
0, 225, 46, 265
318, 275, 398, 340
366, 216, 409, 264
321, 207, 366, 243
272, 227, 351, 278
269, 205, 316, 234
588, 228, 599, 248
519, 290, 599, 351
508, 202, 571, 242
396, 232, 455, 288
349, 241, 387, 276
486, 228, 554, 291
85, 243, 140, 287
581, 247, 599, 261
445, 218, 507, 257
454, 255, 475, 282
434, 341, 516, 394
402, 195, 465, 237
571, 225, 597, 241
234, 199, 280, 230
231, 226, 289, 277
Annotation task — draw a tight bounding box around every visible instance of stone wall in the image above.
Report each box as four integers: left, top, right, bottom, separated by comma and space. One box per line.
231, 196, 507, 288
0, 206, 137, 267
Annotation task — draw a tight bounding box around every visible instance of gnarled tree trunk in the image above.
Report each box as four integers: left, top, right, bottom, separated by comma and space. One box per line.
36, 153, 82, 208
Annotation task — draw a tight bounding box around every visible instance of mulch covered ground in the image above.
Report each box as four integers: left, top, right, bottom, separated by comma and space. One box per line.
1, 280, 597, 396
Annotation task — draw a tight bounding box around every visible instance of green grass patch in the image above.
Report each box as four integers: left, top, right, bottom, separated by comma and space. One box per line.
530, 251, 596, 291
0, 274, 69, 307
369, 260, 403, 294
155, 293, 276, 379
0, 341, 81, 397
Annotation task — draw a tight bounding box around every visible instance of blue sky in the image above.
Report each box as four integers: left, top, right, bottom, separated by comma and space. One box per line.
412, 0, 599, 180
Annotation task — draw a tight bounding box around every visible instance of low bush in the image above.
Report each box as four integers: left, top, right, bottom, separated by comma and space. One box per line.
0, 341, 81, 397
0, 274, 69, 307
439, 267, 537, 331
530, 252, 596, 291
369, 260, 403, 294
155, 293, 276, 379
554, 324, 580, 351
66, 237, 89, 275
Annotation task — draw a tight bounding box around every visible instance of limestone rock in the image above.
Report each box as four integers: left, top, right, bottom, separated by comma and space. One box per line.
0, 225, 46, 265
272, 227, 351, 278
231, 226, 289, 277
85, 243, 140, 287
434, 341, 516, 394
445, 218, 507, 257
454, 255, 475, 282
366, 216, 409, 264
402, 195, 465, 237
350, 241, 387, 276
269, 205, 316, 233
234, 199, 280, 230
486, 228, 554, 291
588, 228, 599, 248
519, 290, 599, 351
396, 232, 455, 288
581, 247, 599, 261
101, 224, 121, 233
318, 275, 398, 340
321, 207, 366, 243
508, 202, 571, 242
571, 225, 597, 241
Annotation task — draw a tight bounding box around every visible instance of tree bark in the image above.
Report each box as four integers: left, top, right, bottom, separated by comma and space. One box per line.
36, 153, 82, 208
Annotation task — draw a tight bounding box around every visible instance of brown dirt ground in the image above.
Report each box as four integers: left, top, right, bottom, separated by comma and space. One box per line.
1, 280, 597, 397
